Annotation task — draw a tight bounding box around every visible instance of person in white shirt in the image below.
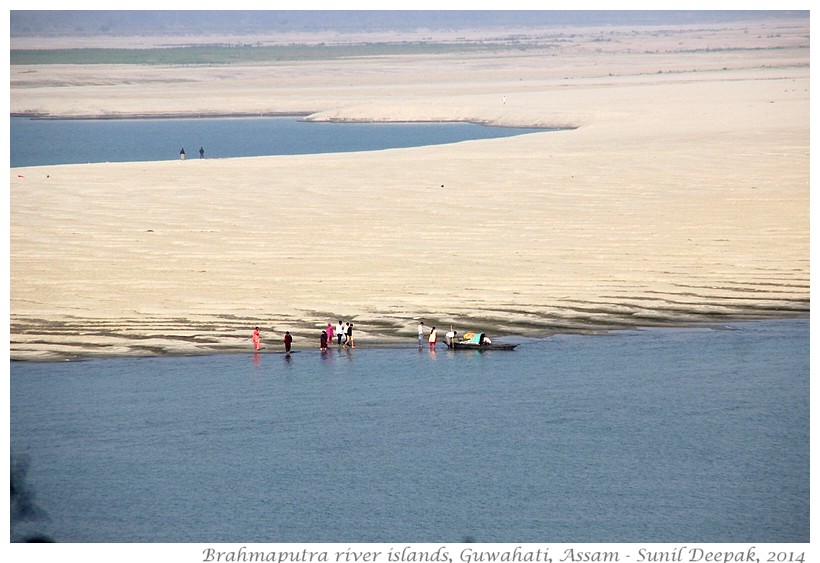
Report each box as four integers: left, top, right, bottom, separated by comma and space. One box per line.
428, 327, 437, 349
336, 320, 345, 346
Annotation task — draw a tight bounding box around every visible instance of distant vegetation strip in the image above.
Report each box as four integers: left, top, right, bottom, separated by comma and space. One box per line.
11, 41, 538, 65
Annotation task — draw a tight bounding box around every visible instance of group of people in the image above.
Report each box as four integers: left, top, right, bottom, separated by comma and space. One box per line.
179, 147, 205, 160
417, 321, 458, 349
251, 321, 356, 354
254, 320, 461, 354
321, 321, 355, 351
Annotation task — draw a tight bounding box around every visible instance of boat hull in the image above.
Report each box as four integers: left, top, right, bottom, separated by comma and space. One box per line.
451, 342, 517, 351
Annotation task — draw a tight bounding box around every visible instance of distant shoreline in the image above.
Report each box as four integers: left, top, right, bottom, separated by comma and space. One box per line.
11, 112, 568, 131
9, 311, 809, 363
11, 111, 312, 120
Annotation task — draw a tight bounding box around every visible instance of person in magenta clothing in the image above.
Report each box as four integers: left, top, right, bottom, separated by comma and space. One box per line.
252, 327, 261, 351
326, 323, 334, 345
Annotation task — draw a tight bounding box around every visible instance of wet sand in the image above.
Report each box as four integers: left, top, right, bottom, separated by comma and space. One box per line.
9, 18, 809, 360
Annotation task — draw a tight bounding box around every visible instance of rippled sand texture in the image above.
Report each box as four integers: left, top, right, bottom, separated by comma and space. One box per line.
10, 18, 809, 359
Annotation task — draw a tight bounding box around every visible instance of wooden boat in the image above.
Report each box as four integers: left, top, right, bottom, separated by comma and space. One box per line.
451, 332, 518, 351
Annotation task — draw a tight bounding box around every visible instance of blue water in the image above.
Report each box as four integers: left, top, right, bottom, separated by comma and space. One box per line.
9, 318, 809, 543
10, 116, 550, 168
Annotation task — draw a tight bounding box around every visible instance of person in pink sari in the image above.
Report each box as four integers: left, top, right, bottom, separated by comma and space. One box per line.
252, 327, 261, 351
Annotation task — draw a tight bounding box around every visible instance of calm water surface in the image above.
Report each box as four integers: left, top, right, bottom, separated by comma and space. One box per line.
10, 318, 809, 543
10, 116, 551, 168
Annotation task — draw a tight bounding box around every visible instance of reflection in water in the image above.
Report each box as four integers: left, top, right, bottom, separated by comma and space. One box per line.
10, 456, 54, 543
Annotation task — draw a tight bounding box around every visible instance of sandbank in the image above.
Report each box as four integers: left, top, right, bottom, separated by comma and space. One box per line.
9, 18, 810, 360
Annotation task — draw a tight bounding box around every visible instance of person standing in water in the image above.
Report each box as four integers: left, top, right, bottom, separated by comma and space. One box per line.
320, 330, 328, 352
428, 326, 437, 350
336, 320, 345, 346
346, 323, 355, 348
418, 321, 425, 347
252, 327, 261, 351
326, 322, 334, 346
283, 331, 293, 355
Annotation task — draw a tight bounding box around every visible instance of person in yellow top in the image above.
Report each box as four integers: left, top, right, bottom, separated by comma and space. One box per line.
428, 327, 437, 349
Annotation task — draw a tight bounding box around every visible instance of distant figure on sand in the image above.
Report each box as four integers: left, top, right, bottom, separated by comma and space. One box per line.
199, 147, 204, 159
418, 321, 425, 347
180, 148, 185, 160
284, 331, 293, 354
252, 327, 261, 351
428, 327, 437, 349
320, 330, 328, 351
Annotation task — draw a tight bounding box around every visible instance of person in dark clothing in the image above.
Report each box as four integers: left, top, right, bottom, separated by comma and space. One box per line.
346, 323, 355, 348
199, 147, 205, 159
283, 331, 293, 355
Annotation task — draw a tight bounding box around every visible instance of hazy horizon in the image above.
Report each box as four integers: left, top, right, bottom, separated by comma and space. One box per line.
10, 10, 807, 38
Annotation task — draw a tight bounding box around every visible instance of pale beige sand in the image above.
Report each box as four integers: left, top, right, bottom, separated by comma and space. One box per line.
10, 19, 809, 360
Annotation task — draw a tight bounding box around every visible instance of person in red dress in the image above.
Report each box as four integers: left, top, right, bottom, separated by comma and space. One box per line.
252, 327, 261, 351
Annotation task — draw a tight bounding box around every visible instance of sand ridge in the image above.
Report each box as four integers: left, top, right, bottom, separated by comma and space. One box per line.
9, 18, 809, 360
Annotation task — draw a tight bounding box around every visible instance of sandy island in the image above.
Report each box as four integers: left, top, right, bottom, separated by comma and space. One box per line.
9, 18, 809, 360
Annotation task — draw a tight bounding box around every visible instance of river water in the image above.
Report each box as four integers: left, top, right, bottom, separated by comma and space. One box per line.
9, 318, 809, 543
10, 116, 551, 168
